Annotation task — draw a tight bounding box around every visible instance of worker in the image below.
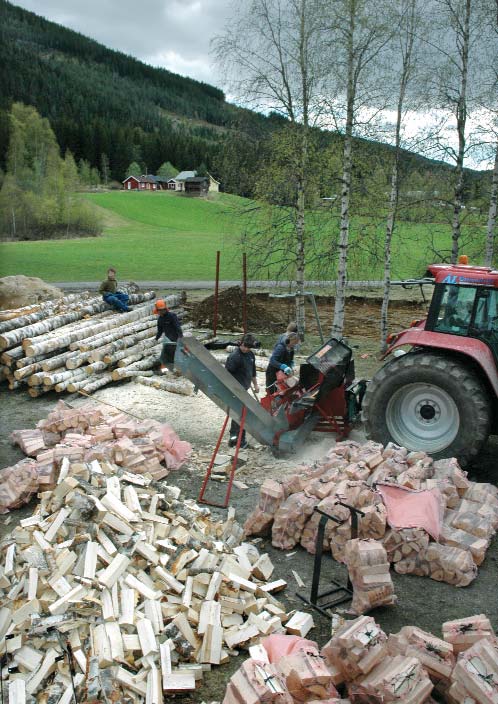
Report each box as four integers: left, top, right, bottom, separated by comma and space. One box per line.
225, 333, 260, 449
266, 331, 300, 390
99, 267, 131, 313
154, 299, 183, 372
278, 322, 298, 345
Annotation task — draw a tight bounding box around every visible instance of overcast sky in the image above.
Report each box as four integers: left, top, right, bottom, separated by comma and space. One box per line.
12, 0, 229, 86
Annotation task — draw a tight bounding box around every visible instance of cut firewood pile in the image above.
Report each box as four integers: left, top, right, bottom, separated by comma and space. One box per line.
0, 291, 188, 396
225, 612, 498, 704
1, 400, 192, 513
244, 440, 498, 590
0, 443, 307, 702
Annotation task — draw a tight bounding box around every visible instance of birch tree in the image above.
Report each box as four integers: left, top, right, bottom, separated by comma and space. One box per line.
483, 0, 498, 265
213, 0, 330, 338
486, 143, 498, 265
380, 0, 420, 352
326, 0, 394, 337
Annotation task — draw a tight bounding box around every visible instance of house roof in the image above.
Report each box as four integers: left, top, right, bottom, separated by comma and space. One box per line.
207, 172, 220, 184
122, 175, 140, 182
175, 170, 197, 181
185, 176, 209, 184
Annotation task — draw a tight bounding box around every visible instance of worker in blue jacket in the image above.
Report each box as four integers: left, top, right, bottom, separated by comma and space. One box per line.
265, 331, 300, 390
225, 333, 260, 448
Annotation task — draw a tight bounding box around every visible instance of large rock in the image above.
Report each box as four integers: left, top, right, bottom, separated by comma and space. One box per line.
0, 276, 62, 310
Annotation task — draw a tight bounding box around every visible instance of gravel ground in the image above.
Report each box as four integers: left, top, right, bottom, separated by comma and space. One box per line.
1, 381, 497, 703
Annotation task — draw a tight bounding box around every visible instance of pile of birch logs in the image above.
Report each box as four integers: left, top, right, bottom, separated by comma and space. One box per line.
1, 400, 192, 512
0, 452, 301, 703
244, 440, 498, 590
0, 291, 188, 396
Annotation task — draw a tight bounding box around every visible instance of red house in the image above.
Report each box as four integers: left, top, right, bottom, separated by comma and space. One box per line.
122, 175, 168, 191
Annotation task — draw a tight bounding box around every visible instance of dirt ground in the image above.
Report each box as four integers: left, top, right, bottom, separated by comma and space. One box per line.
1, 291, 498, 702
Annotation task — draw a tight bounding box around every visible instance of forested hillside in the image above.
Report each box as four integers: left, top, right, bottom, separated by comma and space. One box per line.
0, 0, 238, 179
0, 0, 487, 195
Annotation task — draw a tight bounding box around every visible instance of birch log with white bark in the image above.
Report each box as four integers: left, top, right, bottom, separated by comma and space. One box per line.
103, 337, 158, 365
81, 373, 114, 394
72, 318, 156, 352
24, 302, 154, 357
111, 355, 157, 380
42, 367, 87, 387
134, 375, 194, 396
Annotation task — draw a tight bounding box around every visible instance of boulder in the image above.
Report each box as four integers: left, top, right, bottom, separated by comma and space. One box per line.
0, 276, 62, 310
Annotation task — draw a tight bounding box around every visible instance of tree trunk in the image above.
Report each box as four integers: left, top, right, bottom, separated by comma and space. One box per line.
41, 350, 73, 372
485, 141, 498, 266
381, 1, 414, 352
332, 2, 355, 338
450, 0, 471, 264
332, 110, 353, 338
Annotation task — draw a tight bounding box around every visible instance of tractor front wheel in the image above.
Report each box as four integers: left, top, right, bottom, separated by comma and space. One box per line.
363, 352, 491, 465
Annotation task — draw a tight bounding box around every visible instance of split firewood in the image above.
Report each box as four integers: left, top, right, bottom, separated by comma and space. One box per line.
0, 448, 291, 702
345, 539, 396, 615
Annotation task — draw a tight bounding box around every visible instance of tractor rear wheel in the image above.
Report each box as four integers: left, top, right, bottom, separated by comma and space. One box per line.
363, 352, 491, 465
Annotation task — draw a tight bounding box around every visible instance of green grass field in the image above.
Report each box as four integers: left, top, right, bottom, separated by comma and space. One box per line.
0, 191, 487, 282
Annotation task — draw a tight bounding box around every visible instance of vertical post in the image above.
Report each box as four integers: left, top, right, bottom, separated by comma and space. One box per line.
242, 252, 247, 334
213, 250, 220, 338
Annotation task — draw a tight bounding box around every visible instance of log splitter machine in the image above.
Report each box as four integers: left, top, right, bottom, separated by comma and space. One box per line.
174, 336, 365, 506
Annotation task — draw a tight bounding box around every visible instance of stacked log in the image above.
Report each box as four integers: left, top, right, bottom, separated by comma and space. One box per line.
0, 291, 189, 396
244, 440, 497, 589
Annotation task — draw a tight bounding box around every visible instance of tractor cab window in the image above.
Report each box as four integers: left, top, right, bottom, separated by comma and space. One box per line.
433, 284, 477, 335
470, 287, 498, 358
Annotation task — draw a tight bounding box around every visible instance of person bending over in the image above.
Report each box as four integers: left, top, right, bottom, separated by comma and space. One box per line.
265, 331, 300, 390
99, 267, 131, 313
154, 299, 183, 372
225, 333, 260, 449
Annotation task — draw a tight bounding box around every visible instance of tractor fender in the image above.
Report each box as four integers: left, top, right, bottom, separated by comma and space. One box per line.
385, 327, 498, 397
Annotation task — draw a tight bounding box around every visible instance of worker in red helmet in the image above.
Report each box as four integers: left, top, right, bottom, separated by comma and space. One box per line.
154, 299, 183, 372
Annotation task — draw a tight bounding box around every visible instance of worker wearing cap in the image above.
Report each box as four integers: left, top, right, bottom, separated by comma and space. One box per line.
99, 267, 131, 312
154, 299, 183, 372
266, 331, 300, 390
225, 333, 260, 448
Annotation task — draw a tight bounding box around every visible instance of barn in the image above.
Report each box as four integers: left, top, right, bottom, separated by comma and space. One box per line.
184, 176, 209, 197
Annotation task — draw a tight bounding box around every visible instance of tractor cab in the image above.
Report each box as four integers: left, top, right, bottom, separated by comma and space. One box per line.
425, 264, 498, 361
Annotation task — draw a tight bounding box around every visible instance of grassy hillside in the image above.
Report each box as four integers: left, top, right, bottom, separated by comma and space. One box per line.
0, 191, 487, 283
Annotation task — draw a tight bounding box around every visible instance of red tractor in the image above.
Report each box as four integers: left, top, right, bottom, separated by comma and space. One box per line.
363, 261, 498, 465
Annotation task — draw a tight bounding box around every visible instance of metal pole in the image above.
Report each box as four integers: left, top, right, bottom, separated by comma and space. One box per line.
213, 250, 220, 337
242, 252, 247, 334
307, 293, 325, 344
